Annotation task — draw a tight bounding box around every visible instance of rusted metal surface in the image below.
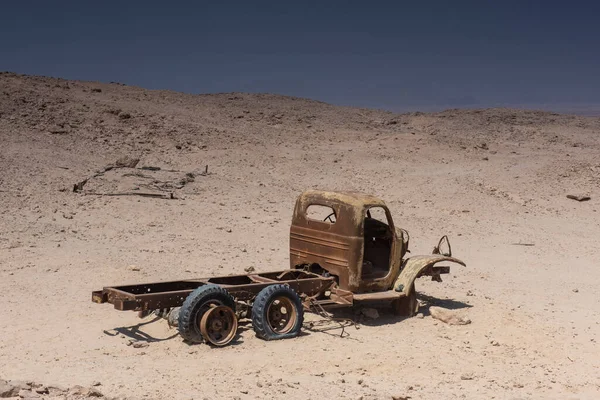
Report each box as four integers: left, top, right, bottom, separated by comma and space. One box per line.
352, 290, 405, 302
267, 295, 297, 334
200, 305, 238, 346
393, 255, 466, 297
290, 190, 408, 293
94, 270, 336, 311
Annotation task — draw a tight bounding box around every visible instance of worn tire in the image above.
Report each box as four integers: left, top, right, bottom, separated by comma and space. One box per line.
392, 283, 418, 317
252, 284, 304, 341
178, 284, 235, 343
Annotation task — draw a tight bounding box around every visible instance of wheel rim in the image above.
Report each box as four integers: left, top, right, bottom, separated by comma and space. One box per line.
266, 296, 297, 334
200, 305, 238, 346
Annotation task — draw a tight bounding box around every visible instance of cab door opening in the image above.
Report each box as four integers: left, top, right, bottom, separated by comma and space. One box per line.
361, 206, 393, 279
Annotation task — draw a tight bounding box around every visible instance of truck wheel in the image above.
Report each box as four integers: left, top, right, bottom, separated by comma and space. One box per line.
178, 284, 236, 343
252, 284, 304, 340
392, 284, 418, 317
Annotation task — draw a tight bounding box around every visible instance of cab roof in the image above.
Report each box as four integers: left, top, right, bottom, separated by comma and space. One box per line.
299, 190, 387, 209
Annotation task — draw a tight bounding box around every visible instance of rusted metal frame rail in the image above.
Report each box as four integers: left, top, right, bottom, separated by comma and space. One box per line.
92, 271, 336, 312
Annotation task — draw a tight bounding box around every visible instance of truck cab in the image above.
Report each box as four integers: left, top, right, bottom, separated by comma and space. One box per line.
290, 190, 410, 293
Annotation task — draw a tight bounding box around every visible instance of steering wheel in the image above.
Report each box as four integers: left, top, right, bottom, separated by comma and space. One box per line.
323, 212, 336, 223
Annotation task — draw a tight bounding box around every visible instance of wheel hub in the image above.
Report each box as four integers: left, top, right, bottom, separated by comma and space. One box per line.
200, 305, 238, 346
266, 297, 297, 334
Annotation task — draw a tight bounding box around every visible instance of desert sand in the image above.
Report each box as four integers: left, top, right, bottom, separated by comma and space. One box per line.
0, 72, 599, 399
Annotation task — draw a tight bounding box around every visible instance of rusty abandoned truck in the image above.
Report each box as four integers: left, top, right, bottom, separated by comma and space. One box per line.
92, 190, 465, 346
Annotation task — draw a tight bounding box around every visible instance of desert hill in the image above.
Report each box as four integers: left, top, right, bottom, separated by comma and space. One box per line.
1, 72, 599, 399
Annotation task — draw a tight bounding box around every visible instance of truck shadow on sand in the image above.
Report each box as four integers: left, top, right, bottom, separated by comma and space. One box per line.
103, 316, 180, 343
104, 316, 254, 347
340, 294, 472, 328
102, 294, 472, 344
417, 293, 472, 314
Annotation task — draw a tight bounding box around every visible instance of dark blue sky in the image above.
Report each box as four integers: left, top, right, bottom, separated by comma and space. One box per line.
1, 1, 599, 112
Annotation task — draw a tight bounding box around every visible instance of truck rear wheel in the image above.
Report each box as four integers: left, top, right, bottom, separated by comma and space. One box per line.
252, 284, 304, 340
178, 284, 236, 343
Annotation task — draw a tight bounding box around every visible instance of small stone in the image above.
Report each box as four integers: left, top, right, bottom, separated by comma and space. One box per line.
68, 385, 103, 397
360, 308, 379, 319
572, 288, 579, 293
490, 340, 500, 346
127, 265, 140, 272
566, 194, 591, 202
416, 313, 424, 319
18, 389, 36, 398
115, 156, 140, 168
461, 373, 474, 380
244, 266, 256, 273
34, 386, 49, 394
0, 381, 20, 398
357, 379, 364, 385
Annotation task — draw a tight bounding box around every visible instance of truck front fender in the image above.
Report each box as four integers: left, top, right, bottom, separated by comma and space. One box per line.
393, 255, 466, 297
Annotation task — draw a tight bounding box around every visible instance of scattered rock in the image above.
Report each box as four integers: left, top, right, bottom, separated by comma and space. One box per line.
0, 380, 20, 398
244, 266, 256, 273
167, 307, 180, 327
572, 288, 579, 293
360, 308, 379, 320
34, 386, 49, 394
490, 340, 500, 346
115, 156, 140, 168
18, 388, 36, 398
567, 194, 591, 202
91, 88, 102, 93
118, 112, 132, 120
127, 265, 140, 272
68, 385, 104, 397
429, 306, 471, 325
73, 179, 88, 193
460, 373, 475, 380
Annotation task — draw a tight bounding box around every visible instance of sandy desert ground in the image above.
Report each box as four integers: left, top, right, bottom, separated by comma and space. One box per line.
0, 72, 599, 399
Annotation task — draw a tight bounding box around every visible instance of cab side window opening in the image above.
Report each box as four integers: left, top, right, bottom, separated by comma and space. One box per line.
362, 206, 393, 279
306, 204, 336, 223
